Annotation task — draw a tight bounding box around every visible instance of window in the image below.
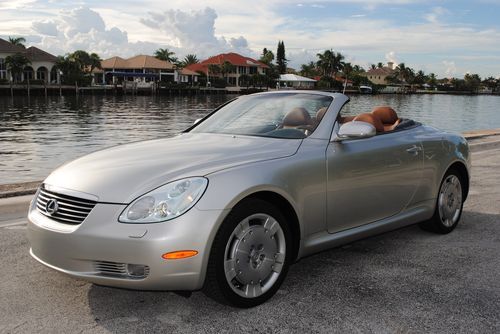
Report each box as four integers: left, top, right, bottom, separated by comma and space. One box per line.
0, 58, 6, 79
249, 66, 257, 74
238, 66, 247, 74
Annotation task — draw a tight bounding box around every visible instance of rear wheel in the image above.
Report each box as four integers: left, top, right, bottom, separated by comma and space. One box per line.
203, 198, 292, 307
420, 169, 464, 234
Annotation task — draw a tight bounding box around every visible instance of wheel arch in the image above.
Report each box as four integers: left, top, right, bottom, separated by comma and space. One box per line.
446, 161, 470, 201
240, 191, 302, 262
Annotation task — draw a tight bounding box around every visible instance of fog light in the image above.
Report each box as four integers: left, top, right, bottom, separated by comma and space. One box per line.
126, 264, 147, 277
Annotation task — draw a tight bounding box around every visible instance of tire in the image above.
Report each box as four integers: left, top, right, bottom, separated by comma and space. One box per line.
419, 169, 465, 234
203, 198, 292, 307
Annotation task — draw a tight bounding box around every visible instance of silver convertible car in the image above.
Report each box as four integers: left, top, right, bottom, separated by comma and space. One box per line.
28, 91, 470, 307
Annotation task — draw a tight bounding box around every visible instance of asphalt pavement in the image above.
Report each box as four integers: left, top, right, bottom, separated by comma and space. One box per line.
0, 147, 499, 333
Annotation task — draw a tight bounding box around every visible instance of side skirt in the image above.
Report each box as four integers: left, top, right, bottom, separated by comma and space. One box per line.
298, 199, 435, 259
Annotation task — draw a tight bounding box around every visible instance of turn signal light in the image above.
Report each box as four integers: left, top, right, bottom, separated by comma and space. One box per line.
162, 250, 198, 260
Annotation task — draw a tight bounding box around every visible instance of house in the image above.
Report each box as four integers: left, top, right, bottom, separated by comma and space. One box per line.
185, 52, 268, 90
364, 62, 395, 85
0, 38, 59, 83
278, 74, 316, 89
95, 55, 199, 85
95, 55, 175, 84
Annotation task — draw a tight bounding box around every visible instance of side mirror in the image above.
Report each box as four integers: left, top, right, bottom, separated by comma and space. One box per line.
336, 121, 376, 141
194, 118, 202, 125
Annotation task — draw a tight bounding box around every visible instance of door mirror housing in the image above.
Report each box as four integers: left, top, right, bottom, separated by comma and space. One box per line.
336, 121, 376, 141
194, 118, 202, 125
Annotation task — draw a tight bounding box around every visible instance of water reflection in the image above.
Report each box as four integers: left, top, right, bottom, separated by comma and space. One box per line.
0, 93, 499, 184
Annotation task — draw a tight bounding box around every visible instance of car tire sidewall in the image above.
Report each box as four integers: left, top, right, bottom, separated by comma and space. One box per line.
426, 169, 465, 234
206, 198, 293, 308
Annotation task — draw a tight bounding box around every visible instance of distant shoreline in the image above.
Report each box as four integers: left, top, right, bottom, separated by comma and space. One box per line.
1, 84, 498, 97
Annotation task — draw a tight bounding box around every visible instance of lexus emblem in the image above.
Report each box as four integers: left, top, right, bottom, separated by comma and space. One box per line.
45, 199, 59, 215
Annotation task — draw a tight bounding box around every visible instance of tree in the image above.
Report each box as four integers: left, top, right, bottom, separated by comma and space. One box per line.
154, 48, 176, 62
427, 73, 437, 87
370, 64, 376, 70
276, 41, 287, 74
299, 61, 318, 78
8, 36, 26, 48
464, 73, 481, 92
220, 61, 236, 84
377, 62, 383, 68
5, 53, 31, 82
182, 54, 199, 67
260, 48, 275, 65
89, 53, 102, 72
239, 73, 251, 89
316, 49, 345, 79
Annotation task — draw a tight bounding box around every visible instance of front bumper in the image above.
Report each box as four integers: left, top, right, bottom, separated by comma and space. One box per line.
28, 198, 228, 291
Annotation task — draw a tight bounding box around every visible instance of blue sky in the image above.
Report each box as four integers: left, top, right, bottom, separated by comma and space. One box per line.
1, 0, 499, 78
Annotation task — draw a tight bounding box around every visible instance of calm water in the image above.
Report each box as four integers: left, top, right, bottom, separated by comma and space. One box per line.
1, 93, 499, 184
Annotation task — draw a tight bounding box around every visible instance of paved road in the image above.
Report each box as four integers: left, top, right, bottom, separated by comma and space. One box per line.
1, 148, 499, 334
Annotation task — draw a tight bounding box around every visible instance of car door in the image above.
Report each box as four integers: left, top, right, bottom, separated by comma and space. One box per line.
326, 129, 423, 233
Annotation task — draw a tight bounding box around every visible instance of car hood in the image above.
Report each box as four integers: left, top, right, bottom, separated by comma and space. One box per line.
44, 133, 301, 203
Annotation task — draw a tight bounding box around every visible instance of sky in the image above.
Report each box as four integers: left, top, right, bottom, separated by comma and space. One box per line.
1, 0, 499, 78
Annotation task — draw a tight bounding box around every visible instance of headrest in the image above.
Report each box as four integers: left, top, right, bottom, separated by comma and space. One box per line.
353, 113, 384, 132
316, 107, 328, 122
283, 107, 313, 127
371, 106, 398, 124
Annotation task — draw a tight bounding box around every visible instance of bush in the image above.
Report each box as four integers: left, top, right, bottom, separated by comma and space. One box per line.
0, 78, 9, 85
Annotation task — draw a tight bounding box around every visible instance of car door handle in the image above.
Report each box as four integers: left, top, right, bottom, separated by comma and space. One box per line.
406, 145, 422, 155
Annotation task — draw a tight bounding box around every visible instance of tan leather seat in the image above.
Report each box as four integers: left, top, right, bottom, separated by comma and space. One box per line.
353, 113, 384, 133
282, 107, 313, 129
371, 106, 401, 131
339, 115, 356, 123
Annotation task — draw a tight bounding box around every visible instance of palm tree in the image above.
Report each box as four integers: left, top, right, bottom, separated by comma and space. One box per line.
299, 61, 318, 78
377, 62, 383, 68
316, 49, 345, 79
182, 54, 199, 67
89, 53, 102, 72
370, 64, 376, 70
220, 61, 236, 84
154, 48, 176, 62
5, 53, 31, 82
8, 36, 26, 48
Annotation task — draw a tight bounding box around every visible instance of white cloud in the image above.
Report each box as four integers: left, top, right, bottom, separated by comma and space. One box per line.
424, 6, 449, 24
385, 51, 398, 66
139, 8, 254, 58
443, 60, 457, 77
31, 6, 155, 57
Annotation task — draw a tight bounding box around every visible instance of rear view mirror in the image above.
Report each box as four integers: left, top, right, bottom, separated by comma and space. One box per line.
336, 121, 376, 141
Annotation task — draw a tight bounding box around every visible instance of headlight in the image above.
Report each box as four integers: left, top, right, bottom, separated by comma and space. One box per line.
119, 177, 208, 223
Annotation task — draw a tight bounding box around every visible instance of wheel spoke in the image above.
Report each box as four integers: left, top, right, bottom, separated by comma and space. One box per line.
244, 283, 262, 298
225, 259, 237, 280
234, 218, 250, 239
272, 261, 283, 273
263, 217, 279, 235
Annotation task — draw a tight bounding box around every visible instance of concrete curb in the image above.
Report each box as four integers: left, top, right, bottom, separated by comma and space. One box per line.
1, 130, 499, 200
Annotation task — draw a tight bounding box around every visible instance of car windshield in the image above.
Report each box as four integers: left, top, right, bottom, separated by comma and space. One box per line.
190, 93, 333, 139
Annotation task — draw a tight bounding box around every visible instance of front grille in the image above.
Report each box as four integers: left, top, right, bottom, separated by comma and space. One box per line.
94, 261, 150, 279
35, 186, 97, 225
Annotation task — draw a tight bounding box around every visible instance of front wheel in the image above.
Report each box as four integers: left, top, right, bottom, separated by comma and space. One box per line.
203, 198, 292, 307
420, 169, 465, 234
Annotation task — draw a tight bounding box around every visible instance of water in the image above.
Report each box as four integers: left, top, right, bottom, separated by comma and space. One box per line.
1, 93, 499, 184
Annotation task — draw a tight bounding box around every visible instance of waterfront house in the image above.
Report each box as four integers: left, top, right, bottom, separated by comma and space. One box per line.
278, 74, 316, 89
95, 55, 198, 86
185, 53, 268, 91
0, 38, 58, 84
364, 62, 395, 85
95, 55, 175, 85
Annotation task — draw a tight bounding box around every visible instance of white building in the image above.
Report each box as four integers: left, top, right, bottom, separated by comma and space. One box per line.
0, 38, 59, 83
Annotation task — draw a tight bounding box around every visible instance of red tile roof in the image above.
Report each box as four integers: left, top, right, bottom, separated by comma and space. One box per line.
365, 67, 394, 76
185, 52, 268, 73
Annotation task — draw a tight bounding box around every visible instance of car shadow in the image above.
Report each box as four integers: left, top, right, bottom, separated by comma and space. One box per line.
87, 210, 499, 333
